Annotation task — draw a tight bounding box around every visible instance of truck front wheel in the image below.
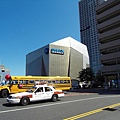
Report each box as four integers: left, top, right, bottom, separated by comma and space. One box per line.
1, 89, 9, 98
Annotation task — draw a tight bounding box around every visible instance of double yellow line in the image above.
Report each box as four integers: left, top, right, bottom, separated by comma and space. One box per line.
64, 103, 120, 120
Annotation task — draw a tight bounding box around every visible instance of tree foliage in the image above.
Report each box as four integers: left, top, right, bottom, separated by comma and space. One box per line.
95, 70, 105, 83
78, 67, 94, 82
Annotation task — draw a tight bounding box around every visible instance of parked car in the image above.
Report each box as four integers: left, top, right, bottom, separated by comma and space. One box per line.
7, 85, 64, 106
79, 81, 91, 88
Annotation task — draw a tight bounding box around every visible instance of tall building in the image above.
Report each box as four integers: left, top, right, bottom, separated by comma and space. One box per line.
78, 0, 105, 74
96, 0, 120, 82
26, 37, 89, 80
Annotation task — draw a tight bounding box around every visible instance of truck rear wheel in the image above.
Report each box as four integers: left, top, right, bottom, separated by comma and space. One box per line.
1, 89, 9, 98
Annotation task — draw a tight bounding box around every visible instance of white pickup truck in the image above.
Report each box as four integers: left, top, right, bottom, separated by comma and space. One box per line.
7, 85, 65, 106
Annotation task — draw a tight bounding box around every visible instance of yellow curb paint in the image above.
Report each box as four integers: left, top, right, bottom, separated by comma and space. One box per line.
64, 103, 120, 120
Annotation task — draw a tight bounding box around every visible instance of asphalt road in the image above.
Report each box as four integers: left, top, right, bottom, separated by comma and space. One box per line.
0, 92, 120, 120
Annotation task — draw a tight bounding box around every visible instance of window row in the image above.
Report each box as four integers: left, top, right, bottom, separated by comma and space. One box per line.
11, 79, 71, 85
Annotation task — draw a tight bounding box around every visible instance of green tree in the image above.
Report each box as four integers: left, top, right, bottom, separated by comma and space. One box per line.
95, 70, 105, 87
78, 67, 94, 82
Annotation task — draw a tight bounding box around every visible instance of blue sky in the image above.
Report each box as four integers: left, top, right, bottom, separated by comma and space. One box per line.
0, 0, 80, 76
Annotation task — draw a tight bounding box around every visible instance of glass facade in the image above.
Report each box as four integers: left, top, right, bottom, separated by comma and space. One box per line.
79, 0, 102, 74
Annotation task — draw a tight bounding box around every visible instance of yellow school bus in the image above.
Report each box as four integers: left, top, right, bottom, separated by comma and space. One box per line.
0, 74, 71, 98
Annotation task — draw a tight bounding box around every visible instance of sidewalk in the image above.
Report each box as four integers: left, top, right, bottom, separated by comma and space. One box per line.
70, 88, 120, 95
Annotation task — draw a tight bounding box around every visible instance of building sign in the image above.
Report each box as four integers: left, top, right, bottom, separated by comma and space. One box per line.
44, 48, 49, 54
51, 48, 64, 55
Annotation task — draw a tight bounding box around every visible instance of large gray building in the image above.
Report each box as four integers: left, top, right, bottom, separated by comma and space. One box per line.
96, 0, 120, 82
78, 0, 106, 74
26, 37, 89, 80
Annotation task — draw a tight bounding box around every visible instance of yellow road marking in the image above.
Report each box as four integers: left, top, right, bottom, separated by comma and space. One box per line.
64, 103, 120, 120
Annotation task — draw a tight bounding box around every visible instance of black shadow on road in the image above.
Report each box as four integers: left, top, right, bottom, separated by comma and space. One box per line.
70, 88, 120, 95
3, 99, 62, 107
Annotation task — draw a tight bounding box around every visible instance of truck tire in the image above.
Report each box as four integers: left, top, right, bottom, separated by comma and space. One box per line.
20, 97, 30, 106
51, 94, 58, 102
1, 89, 9, 98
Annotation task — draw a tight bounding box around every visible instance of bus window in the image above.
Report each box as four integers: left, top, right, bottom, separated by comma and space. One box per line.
29, 80, 34, 84
40, 80, 43, 82
48, 80, 51, 83
23, 80, 28, 84
56, 80, 60, 84
35, 80, 40, 85
68, 80, 70, 83
19, 80, 28, 84
44, 80, 47, 83
12, 80, 18, 84
60, 80, 63, 84
64, 80, 67, 83
52, 80, 55, 84
35, 80, 39, 83
19, 80, 23, 84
